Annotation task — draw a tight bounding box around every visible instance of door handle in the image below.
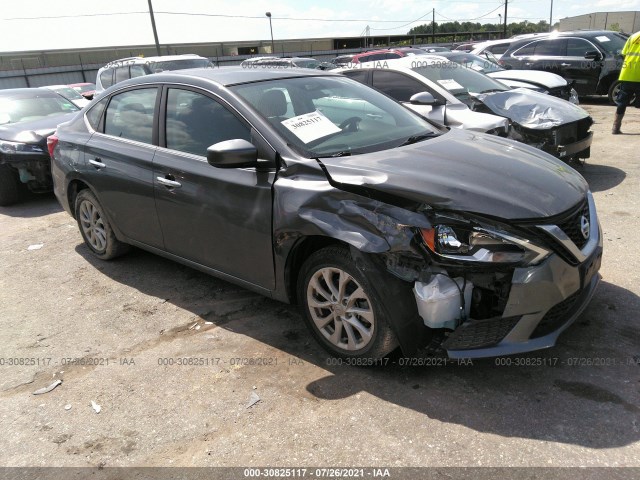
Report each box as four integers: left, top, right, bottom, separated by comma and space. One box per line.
524, 62, 533, 67
156, 176, 182, 188
560, 63, 571, 67
89, 158, 106, 169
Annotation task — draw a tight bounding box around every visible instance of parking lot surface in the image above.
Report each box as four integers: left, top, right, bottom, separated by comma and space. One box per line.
0, 100, 638, 468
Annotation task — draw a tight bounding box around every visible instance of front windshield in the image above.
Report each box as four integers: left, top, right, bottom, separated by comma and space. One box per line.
592, 33, 628, 54
0, 94, 79, 124
149, 59, 211, 72
410, 60, 510, 102
231, 76, 439, 158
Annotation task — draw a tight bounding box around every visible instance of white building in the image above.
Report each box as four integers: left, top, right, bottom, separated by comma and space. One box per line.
559, 11, 640, 33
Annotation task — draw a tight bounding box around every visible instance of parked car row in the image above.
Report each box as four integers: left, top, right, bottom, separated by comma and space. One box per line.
340, 56, 593, 162
458, 30, 627, 103
1, 54, 603, 363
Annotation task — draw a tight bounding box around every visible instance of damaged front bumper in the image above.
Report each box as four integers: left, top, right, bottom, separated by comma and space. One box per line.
413, 193, 603, 359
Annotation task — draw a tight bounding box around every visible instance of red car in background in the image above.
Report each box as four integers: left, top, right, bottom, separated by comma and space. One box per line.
68, 82, 96, 100
349, 47, 427, 64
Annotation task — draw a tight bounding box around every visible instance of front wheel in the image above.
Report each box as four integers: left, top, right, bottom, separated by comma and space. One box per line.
298, 246, 398, 359
75, 189, 129, 260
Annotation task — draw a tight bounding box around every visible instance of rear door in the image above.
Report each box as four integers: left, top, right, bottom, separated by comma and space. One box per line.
82, 86, 164, 248
152, 86, 276, 289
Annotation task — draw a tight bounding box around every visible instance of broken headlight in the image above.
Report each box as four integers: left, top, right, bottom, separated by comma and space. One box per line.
420, 223, 549, 266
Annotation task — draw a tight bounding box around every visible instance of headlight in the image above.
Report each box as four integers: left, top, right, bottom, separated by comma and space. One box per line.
420, 222, 550, 265
0, 140, 44, 155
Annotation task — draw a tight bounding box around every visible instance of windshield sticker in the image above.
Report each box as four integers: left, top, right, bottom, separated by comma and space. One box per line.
595, 36, 610, 42
281, 110, 341, 144
437, 79, 464, 90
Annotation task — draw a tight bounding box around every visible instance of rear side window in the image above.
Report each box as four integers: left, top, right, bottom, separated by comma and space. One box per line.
342, 70, 369, 84
99, 69, 114, 89
488, 44, 510, 55
115, 67, 129, 84
85, 97, 108, 131
372, 70, 426, 102
104, 88, 157, 144
513, 42, 536, 56
534, 39, 566, 56
164, 89, 251, 156
130, 65, 147, 78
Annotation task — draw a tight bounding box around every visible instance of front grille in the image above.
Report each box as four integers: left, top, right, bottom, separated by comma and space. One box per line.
557, 199, 590, 250
530, 292, 580, 338
553, 117, 593, 146
442, 316, 520, 350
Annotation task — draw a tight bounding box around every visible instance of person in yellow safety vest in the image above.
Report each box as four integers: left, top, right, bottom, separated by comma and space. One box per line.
613, 30, 640, 134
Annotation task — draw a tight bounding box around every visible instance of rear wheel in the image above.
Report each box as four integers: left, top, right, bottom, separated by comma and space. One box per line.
75, 189, 129, 260
298, 246, 398, 359
0, 164, 21, 206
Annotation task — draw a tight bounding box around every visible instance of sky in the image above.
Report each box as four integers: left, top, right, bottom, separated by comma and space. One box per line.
1, 0, 640, 52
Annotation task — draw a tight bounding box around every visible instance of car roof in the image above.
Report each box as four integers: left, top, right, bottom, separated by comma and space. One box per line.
116, 66, 337, 88
0, 87, 58, 98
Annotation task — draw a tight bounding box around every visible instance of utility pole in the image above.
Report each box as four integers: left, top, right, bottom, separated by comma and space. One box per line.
503, 0, 508, 39
432, 8, 435, 44
549, 0, 553, 32
266, 12, 275, 55
147, 0, 161, 56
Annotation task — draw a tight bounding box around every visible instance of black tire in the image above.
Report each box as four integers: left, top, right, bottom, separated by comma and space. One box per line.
608, 80, 636, 106
298, 245, 398, 360
75, 189, 129, 260
0, 164, 21, 206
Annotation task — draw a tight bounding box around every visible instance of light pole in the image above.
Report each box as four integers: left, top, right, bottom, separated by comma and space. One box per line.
549, 0, 554, 32
147, 0, 161, 56
265, 12, 275, 55
498, 14, 502, 37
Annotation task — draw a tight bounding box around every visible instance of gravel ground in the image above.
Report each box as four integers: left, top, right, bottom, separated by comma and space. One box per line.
0, 99, 638, 471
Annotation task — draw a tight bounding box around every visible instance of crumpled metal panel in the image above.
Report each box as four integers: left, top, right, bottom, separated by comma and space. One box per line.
474, 88, 591, 130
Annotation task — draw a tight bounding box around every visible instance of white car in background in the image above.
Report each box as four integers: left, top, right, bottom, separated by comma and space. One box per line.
339, 56, 593, 162
42, 85, 91, 108
470, 39, 514, 60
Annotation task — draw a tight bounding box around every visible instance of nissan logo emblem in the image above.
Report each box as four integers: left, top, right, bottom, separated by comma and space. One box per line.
580, 215, 590, 240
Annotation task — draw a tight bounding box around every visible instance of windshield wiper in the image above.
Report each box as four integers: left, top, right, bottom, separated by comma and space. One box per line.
479, 88, 506, 94
316, 150, 361, 158
398, 132, 439, 147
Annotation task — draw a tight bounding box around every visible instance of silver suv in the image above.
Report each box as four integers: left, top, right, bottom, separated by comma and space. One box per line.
95, 54, 212, 94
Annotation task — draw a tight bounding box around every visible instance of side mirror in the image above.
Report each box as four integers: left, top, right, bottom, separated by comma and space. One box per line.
207, 139, 258, 168
409, 92, 446, 106
584, 51, 602, 61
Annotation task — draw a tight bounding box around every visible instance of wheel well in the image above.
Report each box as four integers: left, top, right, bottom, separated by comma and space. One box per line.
67, 180, 90, 218
285, 236, 346, 305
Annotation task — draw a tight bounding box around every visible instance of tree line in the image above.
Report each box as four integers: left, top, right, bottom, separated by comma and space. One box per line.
408, 20, 560, 38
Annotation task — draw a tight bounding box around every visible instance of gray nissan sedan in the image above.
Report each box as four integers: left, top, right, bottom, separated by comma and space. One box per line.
49, 67, 602, 360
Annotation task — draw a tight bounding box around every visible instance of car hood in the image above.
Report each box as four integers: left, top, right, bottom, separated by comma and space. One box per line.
473, 88, 590, 129
318, 129, 587, 221
487, 70, 567, 89
0, 112, 78, 144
